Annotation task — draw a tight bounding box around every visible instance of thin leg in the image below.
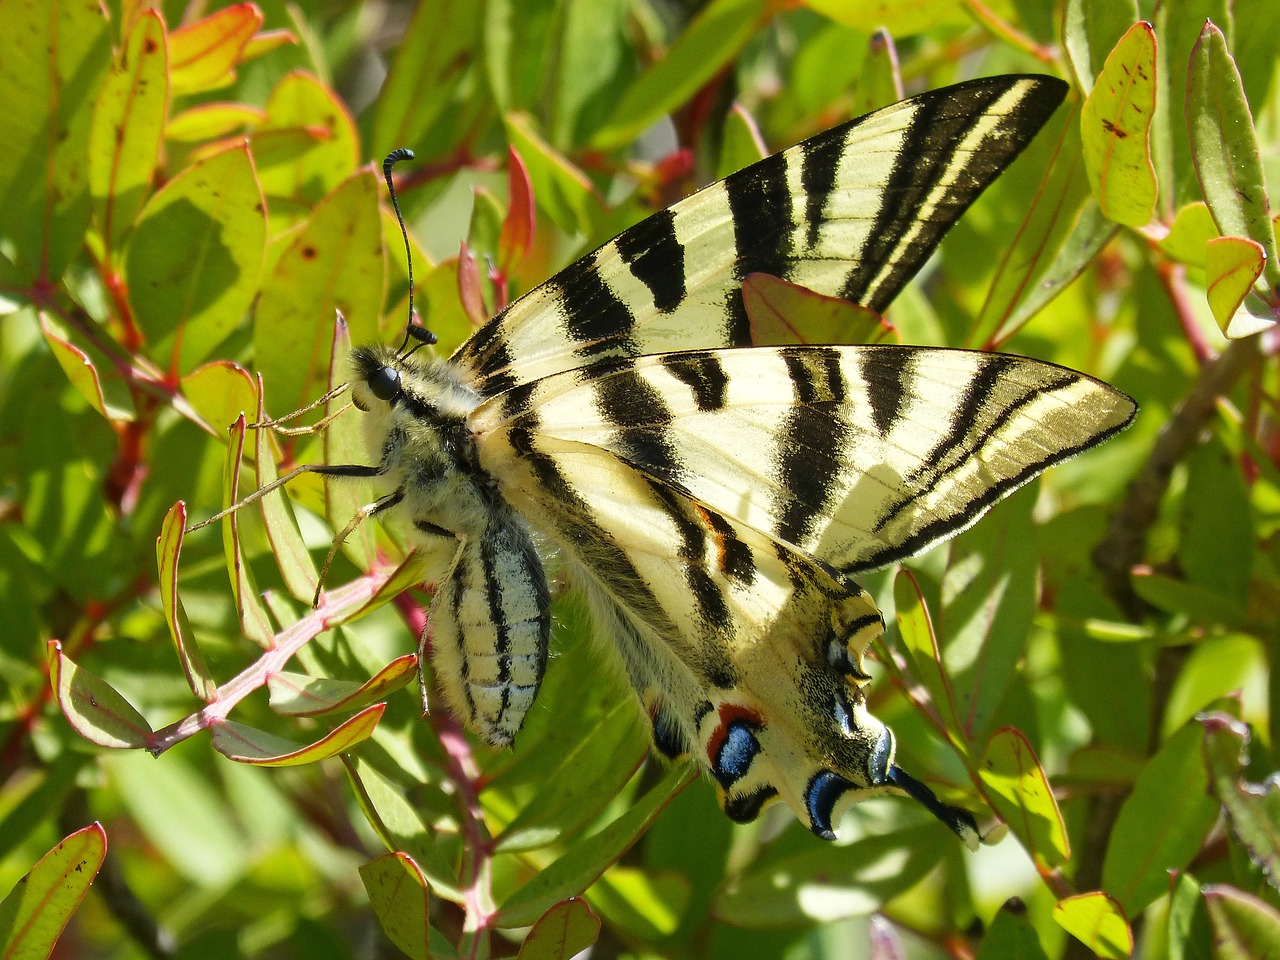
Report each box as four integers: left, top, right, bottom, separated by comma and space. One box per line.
313, 488, 406, 607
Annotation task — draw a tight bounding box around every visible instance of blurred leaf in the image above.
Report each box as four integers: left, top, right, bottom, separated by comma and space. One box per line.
505, 113, 601, 237
210, 704, 385, 765
1053, 891, 1133, 959
743, 274, 887, 347
48, 640, 153, 749
802, 0, 970, 35
592, 0, 768, 149
1164, 635, 1265, 738
717, 106, 767, 181
851, 29, 902, 116
168, 2, 263, 96
1080, 21, 1158, 226
1102, 718, 1224, 915
979, 727, 1070, 870
1131, 570, 1245, 628
494, 762, 695, 928
255, 71, 361, 208
89, 9, 168, 260
1187, 21, 1280, 295
1063, 0, 1140, 92
255, 168, 384, 416
977, 902, 1050, 960
167, 102, 268, 142
268, 655, 416, 716
714, 821, 946, 927
518, 898, 602, 960
322, 319, 379, 574
359, 853, 430, 960
0, 0, 110, 283
1160, 201, 1219, 267
1202, 885, 1280, 960
586, 867, 688, 940
0, 823, 107, 959
499, 147, 536, 275
1200, 712, 1280, 891
1180, 436, 1253, 609
125, 143, 267, 376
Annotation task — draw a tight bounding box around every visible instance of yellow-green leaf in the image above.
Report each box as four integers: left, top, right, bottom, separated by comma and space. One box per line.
743, 274, 888, 346
1207, 236, 1271, 338
48, 641, 153, 749
268, 655, 417, 717
1053, 892, 1132, 959
978, 727, 1069, 869
39, 312, 136, 422
1081, 21, 1158, 226
169, 3, 263, 95
1160, 201, 1219, 267
0, 823, 107, 958
157, 502, 217, 701
211, 703, 385, 765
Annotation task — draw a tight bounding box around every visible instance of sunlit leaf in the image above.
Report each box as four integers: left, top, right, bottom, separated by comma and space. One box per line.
157, 501, 217, 701
211, 704, 385, 765
1053, 892, 1132, 959
978, 727, 1069, 870
268, 655, 416, 717
518, 898, 602, 960
0, 823, 107, 958
48, 641, 153, 749
169, 2, 263, 95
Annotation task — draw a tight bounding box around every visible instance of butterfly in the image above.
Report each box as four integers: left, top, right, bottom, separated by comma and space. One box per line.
206, 74, 1135, 849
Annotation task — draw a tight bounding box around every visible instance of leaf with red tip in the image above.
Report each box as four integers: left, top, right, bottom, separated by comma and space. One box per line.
0, 823, 107, 957
499, 146, 536, 274
269, 655, 416, 717
48, 641, 153, 749
169, 2, 263, 95
211, 703, 385, 765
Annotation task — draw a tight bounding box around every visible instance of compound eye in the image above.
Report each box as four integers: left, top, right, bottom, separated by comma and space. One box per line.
368, 365, 401, 402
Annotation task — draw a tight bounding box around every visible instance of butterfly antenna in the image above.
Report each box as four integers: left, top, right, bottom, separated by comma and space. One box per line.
382, 149, 437, 356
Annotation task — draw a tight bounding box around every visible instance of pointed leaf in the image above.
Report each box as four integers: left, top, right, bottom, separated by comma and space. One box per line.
893, 569, 965, 746
125, 143, 267, 376
494, 763, 695, 928
0, 823, 107, 958
743, 273, 888, 347
210, 703, 385, 765
977, 901, 1051, 960
39, 313, 136, 422
268, 655, 416, 716
1202, 885, 1280, 960
1207, 236, 1271, 338
1053, 892, 1133, 959
89, 9, 168, 259
157, 502, 217, 700
169, 2, 263, 95
1080, 22, 1158, 226
499, 146, 536, 274
519, 899, 601, 960
253, 379, 319, 602
166, 102, 268, 142
717, 106, 767, 180
979, 727, 1069, 869
48, 641, 153, 749
505, 113, 600, 236
219, 415, 275, 648
1187, 22, 1280, 295
359, 853, 430, 960
1201, 712, 1280, 891
1102, 718, 1224, 915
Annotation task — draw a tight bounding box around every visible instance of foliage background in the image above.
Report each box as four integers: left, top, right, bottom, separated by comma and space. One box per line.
1, 0, 1278, 958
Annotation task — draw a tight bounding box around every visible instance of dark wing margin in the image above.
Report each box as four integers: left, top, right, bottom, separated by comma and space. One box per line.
454, 74, 1068, 394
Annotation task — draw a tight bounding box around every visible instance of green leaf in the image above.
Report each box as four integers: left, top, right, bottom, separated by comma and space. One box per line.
1200, 712, 1280, 891
0, 823, 107, 959
1080, 21, 1158, 227
591, 0, 768, 150
38, 312, 136, 422
1160, 201, 1220, 267
518, 898, 602, 960
253, 382, 320, 603
359, 853, 430, 960
0, 0, 111, 283
210, 704, 385, 765
1180, 436, 1253, 609
343, 757, 464, 904
716, 106, 767, 181
1207, 236, 1272, 338
255, 72, 361, 209
125, 144, 267, 376
504, 113, 601, 237
1101, 719, 1224, 915
1063, 0, 1140, 92
977, 902, 1051, 960
802, 0, 971, 36
218, 415, 275, 649
978, 727, 1070, 870
268, 655, 417, 717
585, 867, 687, 940
156, 501, 217, 701
89, 10, 168, 260
1163, 636, 1266, 738
47, 640, 153, 749
893, 569, 966, 749
1052, 891, 1133, 959
494, 762, 695, 928
1202, 885, 1280, 960
1187, 21, 1280, 296
713, 820, 946, 927
168, 4, 263, 96
256, 168, 385, 417
181, 361, 257, 436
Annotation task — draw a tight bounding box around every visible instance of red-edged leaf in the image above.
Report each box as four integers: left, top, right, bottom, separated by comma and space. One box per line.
158, 502, 217, 700
169, 2, 263, 95
499, 146, 536, 274
979, 727, 1069, 870
269, 655, 417, 717
0, 823, 107, 957
219, 415, 275, 648
457, 240, 488, 327
743, 273, 889, 346
39, 312, 136, 422
518, 898, 601, 960
210, 703, 385, 765
253, 377, 319, 603
1206, 236, 1270, 338
1202, 884, 1280, 959
48, 641, 153, 749
359, 853, 430, 960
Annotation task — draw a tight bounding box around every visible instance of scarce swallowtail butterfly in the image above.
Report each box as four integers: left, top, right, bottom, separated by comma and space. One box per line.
197, 74, 1135, 849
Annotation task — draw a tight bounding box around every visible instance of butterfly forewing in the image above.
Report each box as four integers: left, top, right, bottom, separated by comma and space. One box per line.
454, 75, 1067, 395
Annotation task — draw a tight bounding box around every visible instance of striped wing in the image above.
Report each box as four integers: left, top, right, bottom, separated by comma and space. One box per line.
473, 345, 1136, 575
454, 74, 1066, 396
473, 408, 902, 837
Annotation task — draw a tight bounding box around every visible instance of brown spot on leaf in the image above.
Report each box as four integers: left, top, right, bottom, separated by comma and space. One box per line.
1102, 119, 1127, 138
301, 245, 317, 260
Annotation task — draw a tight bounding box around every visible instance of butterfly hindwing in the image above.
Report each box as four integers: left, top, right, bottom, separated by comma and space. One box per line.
455, 74, 1067, 394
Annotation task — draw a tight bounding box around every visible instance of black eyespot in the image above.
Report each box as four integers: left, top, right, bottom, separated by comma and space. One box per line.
369, 365, 400, 402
